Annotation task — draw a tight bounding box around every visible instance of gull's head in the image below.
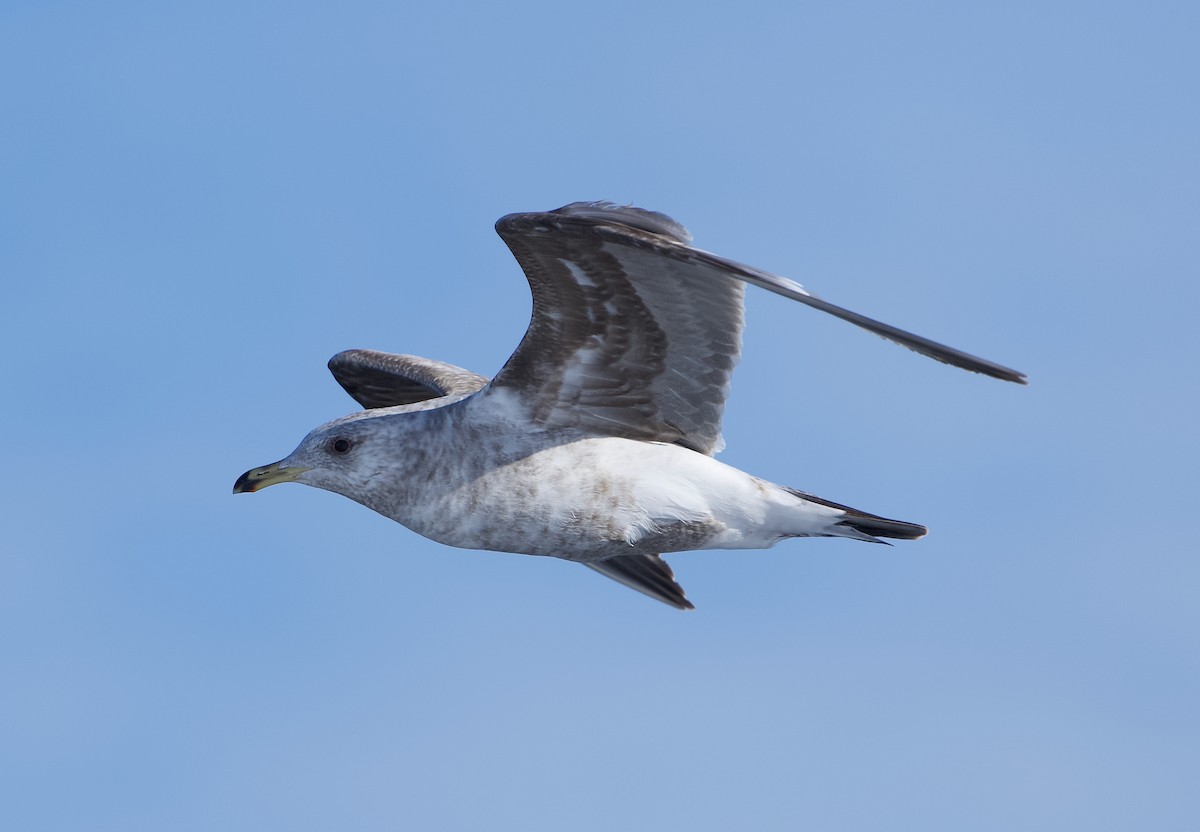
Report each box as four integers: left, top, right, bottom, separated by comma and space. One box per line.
233, 413, 389, 500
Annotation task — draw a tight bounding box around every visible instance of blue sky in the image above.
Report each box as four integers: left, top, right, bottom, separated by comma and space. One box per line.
2, 1, 1197, 829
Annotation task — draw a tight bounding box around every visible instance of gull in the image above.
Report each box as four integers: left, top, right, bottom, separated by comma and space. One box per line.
234, 202, 1024, 609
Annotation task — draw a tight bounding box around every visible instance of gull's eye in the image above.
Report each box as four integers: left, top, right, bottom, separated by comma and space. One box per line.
329, 437, 354, 455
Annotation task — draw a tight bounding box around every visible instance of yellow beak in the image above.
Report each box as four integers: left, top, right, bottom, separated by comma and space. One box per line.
232, 462, 309, 494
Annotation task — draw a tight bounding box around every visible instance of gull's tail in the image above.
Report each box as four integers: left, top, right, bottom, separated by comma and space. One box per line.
782, 486, 928, 542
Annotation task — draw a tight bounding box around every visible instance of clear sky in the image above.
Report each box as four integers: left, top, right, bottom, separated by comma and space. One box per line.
3, 2, 1197, 830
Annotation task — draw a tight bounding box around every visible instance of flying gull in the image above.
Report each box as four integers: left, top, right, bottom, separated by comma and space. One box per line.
234, 202, 1025, 609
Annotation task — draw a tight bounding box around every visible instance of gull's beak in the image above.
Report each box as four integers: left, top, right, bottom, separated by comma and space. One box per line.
233, 462, 310, 494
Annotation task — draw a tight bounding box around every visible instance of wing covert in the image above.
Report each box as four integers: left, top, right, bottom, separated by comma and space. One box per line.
488, 203, 744, 454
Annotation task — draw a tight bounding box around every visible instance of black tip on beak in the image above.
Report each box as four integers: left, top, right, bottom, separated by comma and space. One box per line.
232, 469, 255, 494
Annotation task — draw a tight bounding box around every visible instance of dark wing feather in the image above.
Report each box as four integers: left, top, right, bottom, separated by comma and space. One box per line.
485, 202, 1024, 456
585, 554, 694, 610
328, 349, 489, 409
490, 204, 745, 454
688, 256, 1028, 384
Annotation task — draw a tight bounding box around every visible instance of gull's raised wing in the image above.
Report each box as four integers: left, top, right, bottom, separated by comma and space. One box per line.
329, 349, 489, 409
484, 202, 1025, 455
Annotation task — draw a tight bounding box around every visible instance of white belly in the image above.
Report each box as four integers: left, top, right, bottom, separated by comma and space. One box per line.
392, 436, 842, 560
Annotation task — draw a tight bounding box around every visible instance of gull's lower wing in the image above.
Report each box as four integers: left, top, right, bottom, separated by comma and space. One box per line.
585, 553, 694, 610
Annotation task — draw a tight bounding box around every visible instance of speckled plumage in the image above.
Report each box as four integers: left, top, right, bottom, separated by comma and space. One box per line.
235, 202, 1024, 609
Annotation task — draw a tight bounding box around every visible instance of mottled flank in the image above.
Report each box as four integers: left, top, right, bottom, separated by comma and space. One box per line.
235, 202, 1024, 608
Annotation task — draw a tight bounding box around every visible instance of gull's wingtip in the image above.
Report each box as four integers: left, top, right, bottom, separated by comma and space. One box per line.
950, 358, 1027, 385
965, 359, 1027, 385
